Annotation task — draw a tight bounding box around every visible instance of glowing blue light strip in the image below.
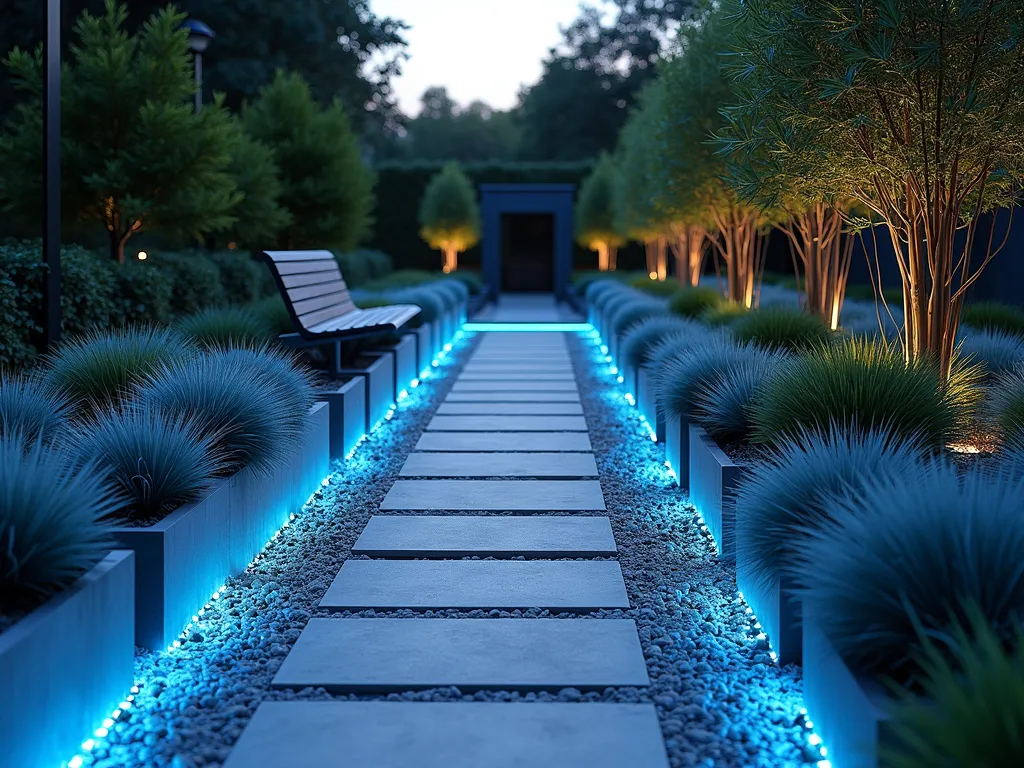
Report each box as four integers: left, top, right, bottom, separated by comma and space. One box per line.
589, 324, 830, 768
462, 322, 594, 332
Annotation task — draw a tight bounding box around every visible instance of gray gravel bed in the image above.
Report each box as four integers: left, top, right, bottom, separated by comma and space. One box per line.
83, 331, 814, 768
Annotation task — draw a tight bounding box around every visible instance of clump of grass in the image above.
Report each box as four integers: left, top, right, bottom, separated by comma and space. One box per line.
735, 426, 925, 594
962, 301, 1024, 335
751, 336, 980, 449
668, 285, 724, 318
700, 302, 749, 327
76, 403, 222, 521
0, 373, 70, 444
645, 324, 721, 370
656, 335, 763, 420
794, 460, 1024, 686
693, 352, 791, 442
136, 349, 301, 475
731, 306, 833, 352
0, 437, 119, 618
880, 606, 1024, 768
619, 316, 696, 369
958, 327, 1024, 377
177, 307, 275, 348
249, 295, 295, 336
984, 364, 1024, 451
608, 299, 668, 339
43, 326, 195, 411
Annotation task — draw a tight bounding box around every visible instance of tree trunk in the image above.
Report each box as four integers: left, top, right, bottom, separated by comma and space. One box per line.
608, 245, 618, 272
597, 243, 609, 272
442, 247, 458, 273
711, 207, 764, 308
656, 236, 668, 281
782, 203, 851, 329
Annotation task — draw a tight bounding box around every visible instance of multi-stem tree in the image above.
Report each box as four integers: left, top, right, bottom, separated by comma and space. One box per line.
418, 162, 480, 273
728, 0, 1024, 377
656, 3, 774, 307
576, 153, 626, 271
0, 0, 239, 263
624, 77, 711, 287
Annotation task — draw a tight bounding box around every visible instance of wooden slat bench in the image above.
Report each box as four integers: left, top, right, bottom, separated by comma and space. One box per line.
260, 250, 421, 375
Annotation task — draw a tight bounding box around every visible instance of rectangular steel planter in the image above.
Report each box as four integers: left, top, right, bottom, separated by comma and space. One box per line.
735, 560, 802, 666
409, 324, 434, 376
621, 363, 638, 399
345, 353, 395, 430
326, 378, 367, 461
804, 616, 893, 768
688, 424, 745, 559
0, 551, 135, 768
370, 335, 417, 400
113, 403, 330, 649
637, 366, 665, 442
665, 414, 690, 487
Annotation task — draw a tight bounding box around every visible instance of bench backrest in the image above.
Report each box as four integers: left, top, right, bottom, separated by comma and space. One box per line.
261, 250, 356, 334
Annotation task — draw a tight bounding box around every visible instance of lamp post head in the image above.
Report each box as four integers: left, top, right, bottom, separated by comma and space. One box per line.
181, 19, 215, 54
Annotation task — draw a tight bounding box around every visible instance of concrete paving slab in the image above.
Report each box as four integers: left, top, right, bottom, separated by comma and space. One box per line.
319, 560, 629, 610
400, 451, 597, 477
459, 373, 576, 381
451, 380, 579, 392
462, 364, 575, 373
223, 701, 670, 768
444, 391, 580, 403
436, 402, 584, 416
380, 480, 606, 510
415, 432, 592, 452
427, 416, 588, 432
271, 618, 649, 692
352, 515, 616, 557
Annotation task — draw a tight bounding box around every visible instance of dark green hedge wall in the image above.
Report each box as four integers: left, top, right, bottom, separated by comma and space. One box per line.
366, 160, 647, 273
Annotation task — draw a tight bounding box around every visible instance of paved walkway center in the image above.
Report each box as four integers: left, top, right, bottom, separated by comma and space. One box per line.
225, 319, 669, 767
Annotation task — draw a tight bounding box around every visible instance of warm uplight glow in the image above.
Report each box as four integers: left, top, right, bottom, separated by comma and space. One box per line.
137, 251, 148, 261
227, 242, 237, 250
948, 442, 982, 454
649, 271, 658, 279
442, 265, 451, 274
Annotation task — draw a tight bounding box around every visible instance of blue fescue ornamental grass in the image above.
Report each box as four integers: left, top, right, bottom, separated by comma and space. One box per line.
43, 326, 195, 410
608, 299, 668, 339
880, 606, 1024, 768
731, 306, 833, 352
211, 344, 315, 440
176, 307, 275, 348
693, 351, 791, 442
957, 326, 1024, 376
735, 426, 925, 593
585, 278, 621, 307
619, 316, 695, 369
0, 437, 118, 617
77, 403, 221, 521
794, 460, 1024, 686
668, 285, 724, 318
983, 364, 1024, 451
645, 324, 720, 369
136, 351, 297, 475
655, 335, 771, 421
0, 373, 70, 444
751, 336, 980, 449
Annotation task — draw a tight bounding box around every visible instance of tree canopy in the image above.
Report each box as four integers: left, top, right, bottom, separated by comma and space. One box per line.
725, 0, 1024, 373
418, 162, 480, 272
0, 0, 239, 262
242, 71, 374, 252
576, 153, 626, 270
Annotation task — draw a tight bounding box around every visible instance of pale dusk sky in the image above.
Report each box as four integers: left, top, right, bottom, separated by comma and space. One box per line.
371, 0, 607, 115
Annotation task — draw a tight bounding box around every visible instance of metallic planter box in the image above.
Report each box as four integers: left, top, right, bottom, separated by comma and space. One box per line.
688, 423, 745, 559
664, 414, 690, 487
113, 403, 330, 649
0, 551, 135, 768
636, 366, 665, 443
735, 560, 802, 666
326, 378, 367, 462
803, 615, 893, 768
370, 335, 418, 401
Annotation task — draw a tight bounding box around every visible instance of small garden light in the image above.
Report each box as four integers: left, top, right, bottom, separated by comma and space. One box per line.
137, 250, 148, 261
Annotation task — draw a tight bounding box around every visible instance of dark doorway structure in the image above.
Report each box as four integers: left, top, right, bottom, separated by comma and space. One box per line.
500, 213, 555, 292
479, 184, 575, 300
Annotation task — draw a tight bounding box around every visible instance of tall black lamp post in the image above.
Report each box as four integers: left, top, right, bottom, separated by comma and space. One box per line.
181, 19, 215, 112
42, 0, 61, 348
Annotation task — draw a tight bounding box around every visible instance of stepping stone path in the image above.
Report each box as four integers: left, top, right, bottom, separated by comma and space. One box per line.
225, 331, 670, 767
